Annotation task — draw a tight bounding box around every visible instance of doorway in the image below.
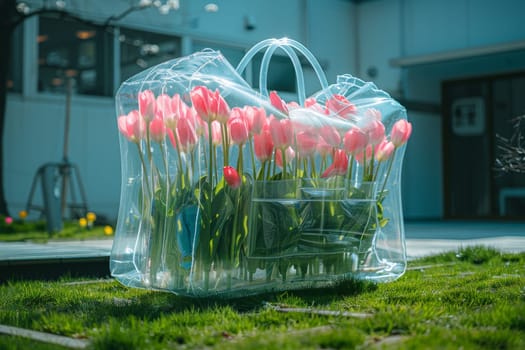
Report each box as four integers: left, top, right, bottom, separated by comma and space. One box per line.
442, 72, 525, 219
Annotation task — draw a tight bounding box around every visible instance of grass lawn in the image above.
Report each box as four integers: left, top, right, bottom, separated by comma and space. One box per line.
0, 246, 523, 349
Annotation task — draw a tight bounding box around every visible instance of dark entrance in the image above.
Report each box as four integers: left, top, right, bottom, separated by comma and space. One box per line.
442, 72, 525, 219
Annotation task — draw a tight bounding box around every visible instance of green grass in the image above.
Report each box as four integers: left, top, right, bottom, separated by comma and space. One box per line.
0, 218, 112, 242
0, 246, 524, 349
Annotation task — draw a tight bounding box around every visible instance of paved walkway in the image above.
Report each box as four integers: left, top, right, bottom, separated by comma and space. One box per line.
1, 221, 524, 263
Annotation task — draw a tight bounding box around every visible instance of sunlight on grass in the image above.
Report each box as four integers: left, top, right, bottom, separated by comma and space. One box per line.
0, 247, 523, 349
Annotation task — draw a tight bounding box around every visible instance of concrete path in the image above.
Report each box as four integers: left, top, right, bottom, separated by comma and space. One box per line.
0, 221, 524, 263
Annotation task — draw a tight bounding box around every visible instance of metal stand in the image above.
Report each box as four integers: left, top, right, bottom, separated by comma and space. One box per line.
24, 77, 89, 233
25, 161, 88, 232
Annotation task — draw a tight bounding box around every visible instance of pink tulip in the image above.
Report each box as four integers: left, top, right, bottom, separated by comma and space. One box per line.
375, 139, 395, 162
254, 125, 274, 162
321, 149, 348, 178
190, 86, 212, 121
211, 121, 222, 146
156, 94, 172, 117
365, 108, 382, 121
275, 147, 295, 169
5, 216, 13, 225
343, 127, 368, 155
364, 119, 385, 145
190, 86, 230, 123
244, 106, 266, 135
176, 114, 198, 152
325, 94, 356, 119
305, 97, 328, 114
149, 116, 166, 143
223, 166, 241, 189
228, 108, 250, 145
269, 116, 293, 149
287, 101, 300, 110
304, 97, 317, 108
118, 110, 146, 143
138, 90, 157, 122
319, 125, 341, 147
316, 137, 333, 158
354, 144, 373, 164
296, 129, 318, 158
269, 91, 289, 114
390, 119, 412, 147
213, 90, 230, 124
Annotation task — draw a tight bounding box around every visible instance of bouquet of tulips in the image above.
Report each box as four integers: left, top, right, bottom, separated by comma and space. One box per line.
112, 39, 411, 296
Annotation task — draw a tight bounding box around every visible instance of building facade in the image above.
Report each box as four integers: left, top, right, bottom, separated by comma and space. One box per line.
5, 0, 525, 222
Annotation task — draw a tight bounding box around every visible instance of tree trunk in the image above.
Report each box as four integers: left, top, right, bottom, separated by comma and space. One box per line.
0, 0, 18, 216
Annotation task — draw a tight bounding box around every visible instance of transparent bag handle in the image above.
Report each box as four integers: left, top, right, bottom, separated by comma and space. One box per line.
236, 38, 329, 105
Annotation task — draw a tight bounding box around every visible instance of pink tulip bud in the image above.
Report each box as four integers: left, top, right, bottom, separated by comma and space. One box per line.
275, 147, 295, 169
343, 127, 368, 155
364, 119, 385, 145
269, 91, 289, 114
244, 106, 267, 135
354, 144, 373, 165
138, 90, 157, 122
375, 139, 395, 162
296, 130, 318, 158
254, 124, 274, 162
228, 108, 250, 145
365, 108, 382, 121
213, 89, 230, 124
118, 110, 146, 143
325, 94, 356, 119
223, 166, 241, 189
316, 137, 333, 158
190, 86, 230, 124
269, 116, 293, 149
190, 86, 213, 122
321, 149, 348, 178
211, 121, 222, 146
149, 116, 166, 143
391, 119, 412, 147
319, 125, 341, 147
176, 115, 198, 152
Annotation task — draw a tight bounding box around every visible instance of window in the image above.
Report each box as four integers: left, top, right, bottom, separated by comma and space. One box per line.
119, 28, 181, 83
7, 25, 23, 93
38, 16, 113, 96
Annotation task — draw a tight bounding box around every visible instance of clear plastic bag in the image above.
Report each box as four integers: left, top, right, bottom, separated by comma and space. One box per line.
111, 38, 412, 297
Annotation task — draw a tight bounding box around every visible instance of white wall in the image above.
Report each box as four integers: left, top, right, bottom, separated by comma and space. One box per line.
5, 0, 356, 222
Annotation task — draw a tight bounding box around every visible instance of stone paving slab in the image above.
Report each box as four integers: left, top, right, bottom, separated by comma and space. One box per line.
0, 222, 524, 262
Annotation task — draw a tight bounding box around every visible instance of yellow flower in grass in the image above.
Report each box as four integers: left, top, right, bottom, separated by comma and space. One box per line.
19, 210, 28, 220
86, 212, 97, 223
79, 217, 88, 228
104, 225, 114, 235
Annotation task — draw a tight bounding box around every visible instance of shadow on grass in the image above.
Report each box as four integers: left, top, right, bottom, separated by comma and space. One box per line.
45, 277, 379, 325
206, 277, 378, 311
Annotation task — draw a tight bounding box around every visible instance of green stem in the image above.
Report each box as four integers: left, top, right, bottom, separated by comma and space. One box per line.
248, 136, 257, 178
309, 155, 317, 178
379, 149, 396, 200
281, 148, 287, 180
221, 123, 229, 166
272, 150, 277, 178
207, 122, 214, 195
136, 143, 152, 199
346, 155, 354, 184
